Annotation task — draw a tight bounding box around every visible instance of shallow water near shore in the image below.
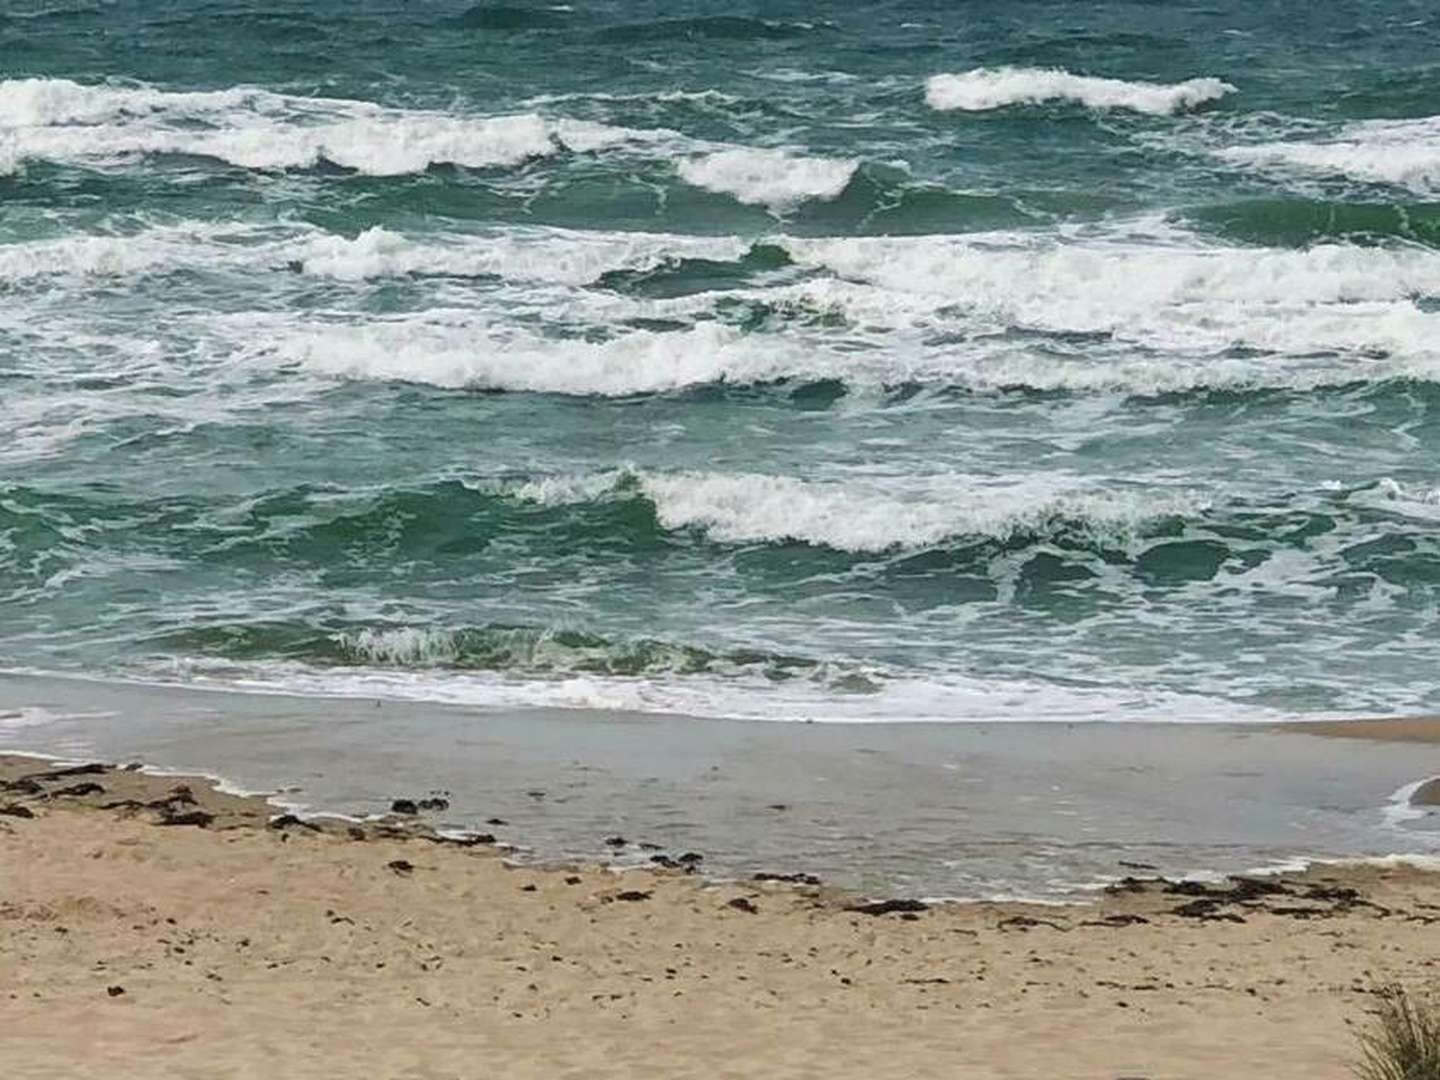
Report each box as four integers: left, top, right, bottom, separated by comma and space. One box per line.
4, 672, 1438, 900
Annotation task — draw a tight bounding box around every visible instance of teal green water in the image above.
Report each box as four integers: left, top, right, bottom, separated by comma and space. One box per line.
4, 1, 1440, 723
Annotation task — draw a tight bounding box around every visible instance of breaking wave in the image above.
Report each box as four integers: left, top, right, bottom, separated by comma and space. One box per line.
293, 225, 751, 285
676, 148, 859, 211
780, 231, 1440, 361
0, 76, 684, 175
925, 67, 1235, 116
152, 620, 831, 681
1218, 115, 1440, 196
277, 318, 825, 395
517, 468, 1201, 553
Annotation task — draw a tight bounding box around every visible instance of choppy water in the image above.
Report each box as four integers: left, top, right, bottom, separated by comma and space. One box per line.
5, 0, 1440, 724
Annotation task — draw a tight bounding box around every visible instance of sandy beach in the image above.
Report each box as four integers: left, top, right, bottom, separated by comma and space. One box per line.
4, 753, 1439, 1079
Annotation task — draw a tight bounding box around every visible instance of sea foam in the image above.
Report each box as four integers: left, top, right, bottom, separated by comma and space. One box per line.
1218, 115, 1440, 195
925, 67, 1235, 115
677, 147, 858, 210
0, 76, 684, 175
0, 225, 248, 281
779, 232, 1440, 363
514, 467, 1202, 552
294, 225, 750, 285
280, 318, 821, 395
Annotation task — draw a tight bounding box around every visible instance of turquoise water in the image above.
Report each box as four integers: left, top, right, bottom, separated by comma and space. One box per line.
4, 1, 1440, 724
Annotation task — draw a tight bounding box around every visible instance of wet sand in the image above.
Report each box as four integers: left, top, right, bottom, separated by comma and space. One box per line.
1291, 717, 1440, 744
6, 672, 1440, 899
4, 754, 1440, 1079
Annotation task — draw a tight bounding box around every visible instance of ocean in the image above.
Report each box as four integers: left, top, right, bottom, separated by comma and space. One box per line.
4, 1, 1440, 731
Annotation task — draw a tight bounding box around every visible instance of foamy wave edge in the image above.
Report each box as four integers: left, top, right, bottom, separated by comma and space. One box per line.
1218, 115, 1440, 196
509, 467, 1203, 552
925, 67, 1235, 116
0, 76, 687, 176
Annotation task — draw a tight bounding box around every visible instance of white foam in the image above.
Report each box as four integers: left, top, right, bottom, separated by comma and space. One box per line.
166, 656, 1283, 726
511, 469, 631, 506
294, 225, 750, 285
514, 467, 1201, 552
925, 67, 1235, 116
1351, 478, 1440, 523
270, 222, 1440, 394
0, 76, 685, 176
278, 317, 822, 396
677, 148, 858, 210
1383, 776, 1439, 828
778, 232, 1440, 373
0, 77, 280, 127
340, 628, 464, 666
1218, 115, 1440, 195
0, 705, 114, 731
643, 471, 1198, 551
0, 225, 244, 281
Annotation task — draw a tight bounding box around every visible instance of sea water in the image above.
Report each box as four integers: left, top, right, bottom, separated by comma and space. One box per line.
4, 0, 1440, 727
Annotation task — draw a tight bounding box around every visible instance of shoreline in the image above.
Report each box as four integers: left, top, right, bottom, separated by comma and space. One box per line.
4, 746, 1438, 906
6, 753, 1440, 1077
6, 670, 1440, 901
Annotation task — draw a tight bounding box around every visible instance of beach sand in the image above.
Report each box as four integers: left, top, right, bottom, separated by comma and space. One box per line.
3, 754, 1439, 1079
1291, 717, 1440, 745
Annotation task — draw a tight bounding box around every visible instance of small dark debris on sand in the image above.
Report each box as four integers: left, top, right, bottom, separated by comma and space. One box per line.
269, 814, 321, 832
753, 872, 821, 886
998, 914, 1066, 931
1082, 913, 1150, 928
847, 899, 929, 917
155, 809, 215, 828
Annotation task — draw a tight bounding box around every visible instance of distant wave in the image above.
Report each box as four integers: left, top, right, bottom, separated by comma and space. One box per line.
11, 214, 1440, 396
0, 223, 252, 281
677, 148, 859, 211
0, 76, 685, 175
273, 226, 1440, 396
1218, 115, 1440, 196
779, 232, 1440, 362
595, 15, 817, 44
450, 4, 570, 31
925, 67, 1235, 115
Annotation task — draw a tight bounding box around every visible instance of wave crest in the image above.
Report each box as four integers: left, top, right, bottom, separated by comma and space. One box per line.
279, 318, 818, 395
515, 468, 1201, 553
1218, 115, 1440, 196
677, 148, 859, 211
925, 67, 1235, 116
0, 77, 683, 176
294, 225, 751, 285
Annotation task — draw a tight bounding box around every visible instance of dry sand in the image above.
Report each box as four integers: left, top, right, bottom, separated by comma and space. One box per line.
3, 753, 1439, 1079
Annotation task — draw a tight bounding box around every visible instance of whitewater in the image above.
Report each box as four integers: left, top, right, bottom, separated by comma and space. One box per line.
5, 0, 1440, 732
